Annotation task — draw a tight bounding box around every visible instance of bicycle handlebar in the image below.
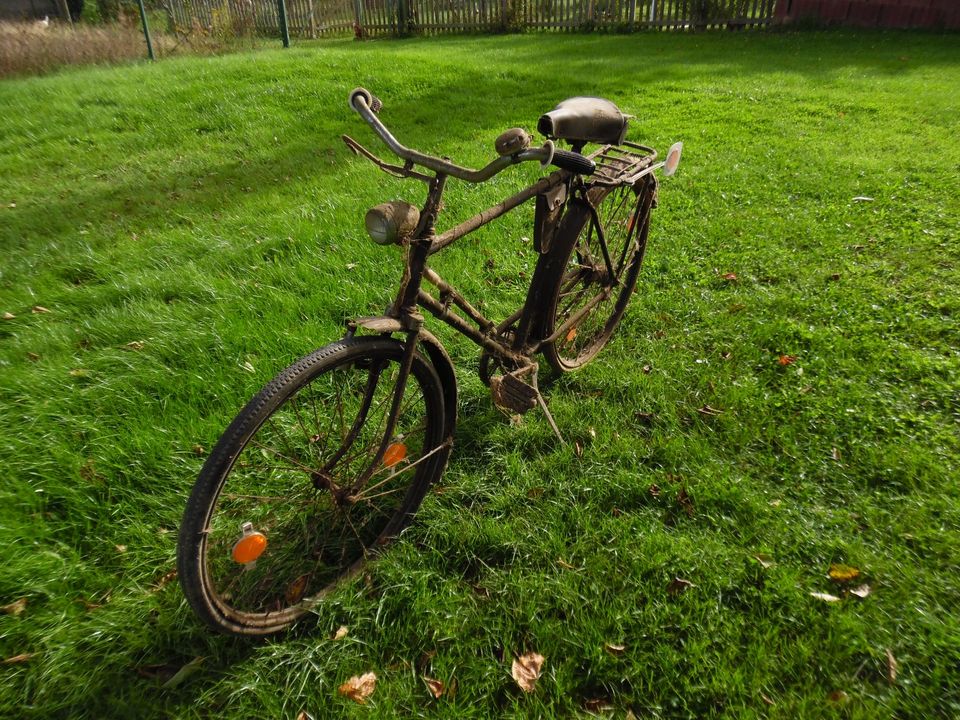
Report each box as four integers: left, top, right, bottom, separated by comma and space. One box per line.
349, 87, 594, 182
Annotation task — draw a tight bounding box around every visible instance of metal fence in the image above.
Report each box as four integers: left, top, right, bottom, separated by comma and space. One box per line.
160, 0, 779, 41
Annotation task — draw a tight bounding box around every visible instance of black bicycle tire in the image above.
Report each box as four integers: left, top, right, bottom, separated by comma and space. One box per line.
537, 181, 653, 373
177, 336, 448, 636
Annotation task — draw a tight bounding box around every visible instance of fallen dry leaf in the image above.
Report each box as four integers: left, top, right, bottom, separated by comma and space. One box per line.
346, 263, 358, 270
192, 444, 205, 456
604, 642, 626, 656
285, 574, 309, 604
828, 564, 861, 583
827, 689, 849, 703
778, 354, 797, 366
850, 583, 872, 598
1, 598, 27, 616
720, 272, 738, 282
885, 648, 898, 684
810, 591, 842, 603
752, 553, 775, 569
339, 672, 377, 704
574, 441, 583, 458
760, 692, 775, 706
296, 712, 314, 720
852, 196, 874, 202
162, 656, 205, 689
648, 483, 661, 498
584, 698, 614, 713
511, 652, 544, 693
641, 364, 652, 374
123, 340, 145, 351
423, 676, 445, 698
26, 352, 39, 362
2, 312, 14, 320
720, 351, 732, 360
2, 653, 35, 665
667, 577, 695, 595
152, 569, 177, 592
696, 404, 723, 416
556, 557, 576, 570
31, 305, 51, 314
332, 625, 349, 641
831, 447, 842, 461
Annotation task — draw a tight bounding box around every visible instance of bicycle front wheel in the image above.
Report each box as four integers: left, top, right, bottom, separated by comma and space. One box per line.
177, 337, 449, 636
539, 178, 655, 373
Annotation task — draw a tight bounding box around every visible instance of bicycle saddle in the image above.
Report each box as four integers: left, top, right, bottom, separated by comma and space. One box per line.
537, 97, 629, 147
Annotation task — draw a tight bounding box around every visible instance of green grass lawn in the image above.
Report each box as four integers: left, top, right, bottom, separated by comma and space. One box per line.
1, 29, 959, 718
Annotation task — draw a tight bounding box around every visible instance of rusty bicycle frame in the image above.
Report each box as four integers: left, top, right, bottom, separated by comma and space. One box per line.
339, 88, 671, 456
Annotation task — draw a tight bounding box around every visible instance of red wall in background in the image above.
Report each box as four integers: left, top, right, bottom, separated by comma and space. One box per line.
775, 0, 960, 30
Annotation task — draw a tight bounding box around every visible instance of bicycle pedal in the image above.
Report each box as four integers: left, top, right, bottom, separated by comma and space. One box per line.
489, 374, 538, 414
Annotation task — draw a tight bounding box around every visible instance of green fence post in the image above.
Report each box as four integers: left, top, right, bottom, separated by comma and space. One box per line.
277, 0, 291, 47
136, 0, 155, 61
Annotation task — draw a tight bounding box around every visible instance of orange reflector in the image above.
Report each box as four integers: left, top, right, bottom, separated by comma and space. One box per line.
565, 328, 578, 343
383, 442, 407, 468
232, 527, 267, 564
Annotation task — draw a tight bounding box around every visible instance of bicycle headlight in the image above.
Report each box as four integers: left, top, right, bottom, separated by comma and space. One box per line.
364, 201, 421, 245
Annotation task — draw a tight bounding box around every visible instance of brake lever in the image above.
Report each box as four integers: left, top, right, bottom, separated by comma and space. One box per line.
341, 134, 434, 183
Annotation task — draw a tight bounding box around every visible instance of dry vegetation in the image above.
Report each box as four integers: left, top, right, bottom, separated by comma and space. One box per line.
0, 20, 170, 77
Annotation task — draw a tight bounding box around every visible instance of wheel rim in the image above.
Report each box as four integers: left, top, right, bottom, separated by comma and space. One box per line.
551, 184, 647, 370
200, 351, 440, 628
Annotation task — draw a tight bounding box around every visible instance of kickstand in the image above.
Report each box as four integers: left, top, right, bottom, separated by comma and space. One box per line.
529, 367, 565, 445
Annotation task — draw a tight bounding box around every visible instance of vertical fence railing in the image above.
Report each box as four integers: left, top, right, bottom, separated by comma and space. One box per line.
161, 0, 778, 41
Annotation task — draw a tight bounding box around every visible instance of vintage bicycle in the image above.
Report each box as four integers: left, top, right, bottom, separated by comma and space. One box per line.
177, 87, 682, 636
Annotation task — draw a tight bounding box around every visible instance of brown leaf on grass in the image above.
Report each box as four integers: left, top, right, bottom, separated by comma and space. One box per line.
667, 577, 695, 595
27, 352, 40, 361
885, 648, 898, 684
850, 584, 872, 598
2, 312, 15, 320
752, 553, 775, 569
526, 486, 544, 499
830, 273, 842, 281
648, 483, 661, 498
777, 354, 797, 366
584, 698, 614, 713
720, 272, 738, 282
810, 591, 842, 603
828, 564, 861, 583
556, 557, 576, 570
831, 447, 842, 461
641, 364, 652, 374
296, 712, 314, 720
604, 642, 626, 656
423, 676, 445, 698
31, 306, 51, 314
574, 441, 583, 458
331, 625, 349, 641
827, 690, 849, 704
760, 692, 775, 706
720, 351, 732, 361
338, 672, 377, 704
192, 444, 205, 456
152, 569, 177, 592
123, 340, 145, 351
2, 598, 27, 616
511, 652, 545, 693
2, 653, 35, 665
677, 486, 694, 517
285, 574, 309, 604
696, 405, 723, 416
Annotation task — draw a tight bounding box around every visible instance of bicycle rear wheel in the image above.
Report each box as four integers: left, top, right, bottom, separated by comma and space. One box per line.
539, 178, 655, 373
177, 337, 449, 636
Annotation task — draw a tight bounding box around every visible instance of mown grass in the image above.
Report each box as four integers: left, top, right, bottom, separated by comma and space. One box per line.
1, 29, 958, 718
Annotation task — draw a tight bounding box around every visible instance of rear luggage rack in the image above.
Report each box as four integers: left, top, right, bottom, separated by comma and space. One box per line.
590, 141, 658, 187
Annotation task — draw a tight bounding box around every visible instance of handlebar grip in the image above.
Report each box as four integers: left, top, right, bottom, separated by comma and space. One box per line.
551, 149, 596, 176
349, 87, 382, 114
